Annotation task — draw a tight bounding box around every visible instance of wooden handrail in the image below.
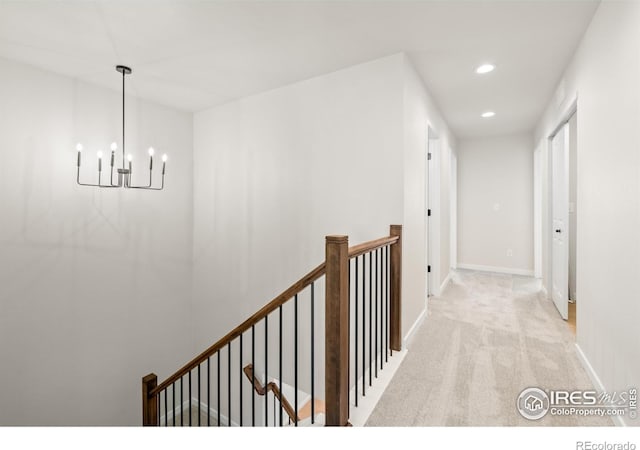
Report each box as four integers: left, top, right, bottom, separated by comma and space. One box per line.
151, 262, 326, 396
242, 364, 299, 424
348, 235, 399, 259
149, 232, 400, 398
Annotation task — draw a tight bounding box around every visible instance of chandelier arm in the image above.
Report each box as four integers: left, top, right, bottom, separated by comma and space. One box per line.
127, 163, 153, 188
127, 174, 165, 190
76, 167, 121, 188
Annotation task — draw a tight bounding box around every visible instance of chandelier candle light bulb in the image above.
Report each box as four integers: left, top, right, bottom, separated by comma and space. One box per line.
76, 143, 82, 167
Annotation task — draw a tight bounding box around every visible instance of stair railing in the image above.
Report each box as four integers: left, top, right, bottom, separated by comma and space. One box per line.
142, 224, 402, 427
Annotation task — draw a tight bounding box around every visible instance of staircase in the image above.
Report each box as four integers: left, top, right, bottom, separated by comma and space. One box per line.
142, 225, 403, 427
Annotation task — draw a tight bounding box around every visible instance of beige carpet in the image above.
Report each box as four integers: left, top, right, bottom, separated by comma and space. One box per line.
366, 270, 612, 426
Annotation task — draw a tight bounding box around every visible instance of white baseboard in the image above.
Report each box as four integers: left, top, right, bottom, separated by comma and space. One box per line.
440, 272, 452, 294
160, 397, 239, 427
403, 307, 427, 350
575, 344, 627, 427
457, 263, 534, 277
541, 285, 550, 300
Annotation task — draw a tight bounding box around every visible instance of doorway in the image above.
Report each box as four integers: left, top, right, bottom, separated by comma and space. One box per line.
426, 127, 439, 297
567, 112, 577, 333
549, 107, 577, 329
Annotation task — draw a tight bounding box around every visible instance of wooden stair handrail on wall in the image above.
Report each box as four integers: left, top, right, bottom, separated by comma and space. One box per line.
242, 364, 299, 424
142, 224, 403, 427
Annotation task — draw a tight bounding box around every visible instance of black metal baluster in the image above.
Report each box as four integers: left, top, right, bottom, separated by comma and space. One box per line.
164, 390, 168, 427
387, 245, 391, 357
265, 316, 268, 427
311, 282, 315, 424
228, 342, 232, 426
172, 383, 176, 426
375, 249, 378, 378
217, 352, 221, 426
252, 325, 255, 426
198, 364, 201, 426
188, 370, 192, 426
355, 256, 359, 406
381, 246, 384, 364
157, 392, 160, 426
180, 377, 184, 426
347, 261, 351, 409
207, 357, 211, 426
294, 294, 298, 426
369, 251, 372, 387
362, 254, 366, 396
385, 246, 389, 362
379, 247, 383, 371
279, 305, 283, 427
240, 334, 243, 426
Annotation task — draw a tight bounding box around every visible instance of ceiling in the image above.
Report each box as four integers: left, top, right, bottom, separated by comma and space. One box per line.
0, 1, 599, 139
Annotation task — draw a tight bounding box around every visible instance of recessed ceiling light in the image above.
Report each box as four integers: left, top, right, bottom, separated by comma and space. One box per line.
481, 111, 495, 118
476, 64, 495, 74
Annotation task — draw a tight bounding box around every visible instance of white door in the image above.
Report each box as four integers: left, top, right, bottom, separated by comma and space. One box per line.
551, 124, 570, 320
427, 135, 438, 297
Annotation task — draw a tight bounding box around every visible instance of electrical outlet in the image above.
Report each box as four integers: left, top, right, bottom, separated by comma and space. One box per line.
507, 249, 513, 257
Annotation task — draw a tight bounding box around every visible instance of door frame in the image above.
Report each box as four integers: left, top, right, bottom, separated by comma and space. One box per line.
547, 98, 577, 319
426, 125, 440, 298
450, 151, 457, 271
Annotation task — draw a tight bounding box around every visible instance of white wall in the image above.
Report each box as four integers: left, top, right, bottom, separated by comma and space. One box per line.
0, 58, 194, 425
439, 139, 453, 286
402, 57, 456, 334
457, 134, 534, 275
533, 143, 543, 279
193, 53, 456, 355
193, 54, 404, 350
193, 55, 410, 422
534, 0, 640, 419
450, 153, 458, 271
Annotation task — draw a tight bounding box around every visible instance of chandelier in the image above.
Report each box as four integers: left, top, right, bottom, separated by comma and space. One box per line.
76, 65, 167, 190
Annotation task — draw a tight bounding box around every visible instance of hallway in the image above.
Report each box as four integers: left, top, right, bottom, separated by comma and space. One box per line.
366, 270, 611, 426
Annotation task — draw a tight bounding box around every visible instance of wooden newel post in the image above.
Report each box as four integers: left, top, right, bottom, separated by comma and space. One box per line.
325, 235, 350, 426
142, 373, 158, 426
390, 225, 402, 352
